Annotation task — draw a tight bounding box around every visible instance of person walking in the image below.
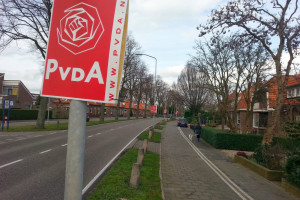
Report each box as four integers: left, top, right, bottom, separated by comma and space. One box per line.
194, 122, 202, 142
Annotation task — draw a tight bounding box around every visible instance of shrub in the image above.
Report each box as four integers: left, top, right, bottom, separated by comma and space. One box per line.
285, 153, 300, 188
283, 121, 300, 138
201, 127, 262, 151
253, 144, 286, 170
206, 123, 217, 127
0, 109, 52, 120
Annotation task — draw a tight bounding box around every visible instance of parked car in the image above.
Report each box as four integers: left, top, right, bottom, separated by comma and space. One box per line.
177, 118, 188, 127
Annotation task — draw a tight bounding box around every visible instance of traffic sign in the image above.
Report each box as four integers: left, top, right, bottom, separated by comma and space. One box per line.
9, 100, 13, 107
151, 105, 157, 114
41, 0, 128, 103
4, 100, 9, 109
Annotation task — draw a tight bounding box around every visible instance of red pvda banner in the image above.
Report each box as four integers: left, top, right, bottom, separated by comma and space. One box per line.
41, 0, 128, 102
151, 105, 157, 114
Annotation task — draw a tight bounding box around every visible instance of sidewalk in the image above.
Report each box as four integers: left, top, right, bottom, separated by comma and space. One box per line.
160, 121, 298, 200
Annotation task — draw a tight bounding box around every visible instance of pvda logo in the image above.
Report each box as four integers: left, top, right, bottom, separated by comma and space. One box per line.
57, 3, 104, 55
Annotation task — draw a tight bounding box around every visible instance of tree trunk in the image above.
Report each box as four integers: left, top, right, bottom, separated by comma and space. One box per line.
221, 115, 225, 131
128, 95, 132, 120
262, 66, 286, 145
100, 103, 105, 122
36, 96, 48, 129
136, 102, 140, 119
262, 90, 284, 145
115, 101, 120, 120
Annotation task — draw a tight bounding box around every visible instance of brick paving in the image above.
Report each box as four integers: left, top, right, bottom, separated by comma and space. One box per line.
160, 121, 299, 200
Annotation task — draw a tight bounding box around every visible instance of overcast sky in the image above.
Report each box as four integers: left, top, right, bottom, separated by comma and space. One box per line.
0, 0, 299, 94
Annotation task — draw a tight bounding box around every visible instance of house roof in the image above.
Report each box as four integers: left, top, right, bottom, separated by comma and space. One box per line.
286, 74, 300, 87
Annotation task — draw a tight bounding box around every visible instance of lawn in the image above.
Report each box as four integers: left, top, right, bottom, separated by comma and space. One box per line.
138, 131, 162, 143
87, 149, 162, 200
2, 119, 124, 132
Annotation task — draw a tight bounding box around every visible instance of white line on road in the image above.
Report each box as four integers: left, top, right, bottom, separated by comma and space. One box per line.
0, 159, 23, 169
39, 149, 52, 154
96, 133, 102, 135
88, 135, 93, 138
35, 135, 42, 137
61, 144, 67, 147
178, 128, 254, 200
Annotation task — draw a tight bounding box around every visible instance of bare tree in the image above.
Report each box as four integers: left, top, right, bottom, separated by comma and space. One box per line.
117, 33, 142, 119
132, 63, 148, 119
237, 43, 271, 133
0, 0, 53, 128
197, 0, 300, 144
193, 37, 238, 132
177, 62, 210, 117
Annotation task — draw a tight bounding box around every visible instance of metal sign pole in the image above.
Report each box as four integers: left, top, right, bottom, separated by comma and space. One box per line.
7, 101, 10, 131
1, 99, 5, 131
64, 100, 87, 200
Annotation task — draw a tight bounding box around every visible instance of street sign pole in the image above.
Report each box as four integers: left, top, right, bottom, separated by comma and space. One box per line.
1, 99, 5, 131
64, 100, 87, 200
7, 101, 11, 131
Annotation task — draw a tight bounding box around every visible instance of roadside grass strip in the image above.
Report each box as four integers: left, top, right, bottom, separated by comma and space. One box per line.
3, 120, 125, 132
87, 149, 162, 200
138, 131, 162, 143
154, 125, 164, 130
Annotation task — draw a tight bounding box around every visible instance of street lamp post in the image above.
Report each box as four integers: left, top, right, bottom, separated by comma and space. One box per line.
135, 54, 157, 117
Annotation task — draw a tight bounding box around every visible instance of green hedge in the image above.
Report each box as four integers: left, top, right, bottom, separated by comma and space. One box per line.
200, 127, 300, 152
285, 154, 300, 188
201, 127, 262, 151
0, 109, 52, 120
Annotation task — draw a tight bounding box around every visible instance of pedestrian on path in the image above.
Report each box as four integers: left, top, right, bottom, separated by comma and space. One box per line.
194, 122, 202, 142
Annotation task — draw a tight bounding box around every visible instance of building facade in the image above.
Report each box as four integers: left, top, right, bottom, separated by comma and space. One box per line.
0, 73, 33, 109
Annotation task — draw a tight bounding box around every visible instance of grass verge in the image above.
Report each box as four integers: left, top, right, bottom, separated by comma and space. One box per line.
138, 131, 162, 143
87, 149, 162, 200
154, 125, 164, 130
2, 120, 124, 132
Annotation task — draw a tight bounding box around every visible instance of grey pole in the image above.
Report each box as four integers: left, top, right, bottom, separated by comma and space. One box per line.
64, 100, 87, 200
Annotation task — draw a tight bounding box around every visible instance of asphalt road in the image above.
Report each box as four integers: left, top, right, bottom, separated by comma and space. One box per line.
0, 118, 161, 200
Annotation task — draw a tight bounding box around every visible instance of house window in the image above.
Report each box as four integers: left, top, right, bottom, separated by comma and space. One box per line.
296, 88, 300, 96
253, 113, 268, 128
253, 113, 259, 127
289, 89, 295, 98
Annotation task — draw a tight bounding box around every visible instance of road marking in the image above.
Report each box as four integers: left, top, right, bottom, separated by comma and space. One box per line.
50, 132, 56, 135
61, 144, 67, 147
88, 135, 93, 138
0, 159, 23, 169
39, 149, 52, 154
178, 128, 254, 200
82, 123, 157, 195
96, 133, 102, 135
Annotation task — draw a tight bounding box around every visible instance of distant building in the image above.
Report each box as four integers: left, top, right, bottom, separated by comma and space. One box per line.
229, 74, 300, 134
50, 98, 152, 119
0, 73, 33, 109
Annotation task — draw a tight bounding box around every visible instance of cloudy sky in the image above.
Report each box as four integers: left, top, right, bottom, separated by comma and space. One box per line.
0, 0, 225, 94
0, 0, 299, 94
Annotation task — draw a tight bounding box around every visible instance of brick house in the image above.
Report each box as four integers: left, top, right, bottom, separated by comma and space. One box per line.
231, 75, 300, 134
50, 98, 152, 118
0, 73, 33, 109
